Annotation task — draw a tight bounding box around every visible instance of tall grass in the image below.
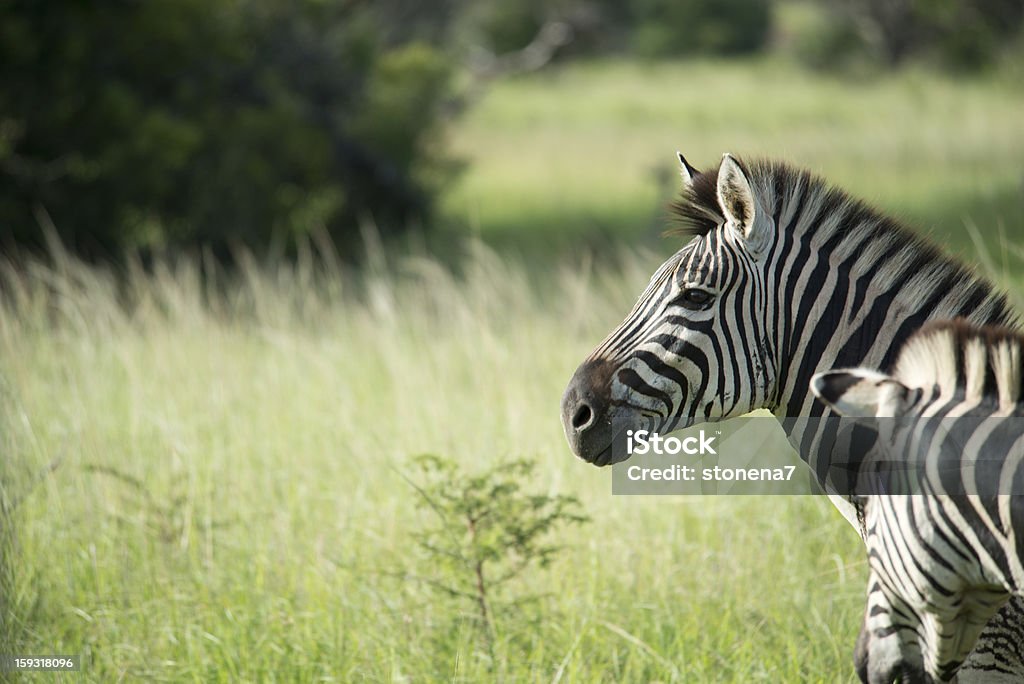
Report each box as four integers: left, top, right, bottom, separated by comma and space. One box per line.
0, 240, 871, 682
445, 59, 1024, 258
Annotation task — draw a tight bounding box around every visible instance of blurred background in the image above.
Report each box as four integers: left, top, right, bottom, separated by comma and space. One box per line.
2, 0, 1023, 263
3, 1, 1024, 681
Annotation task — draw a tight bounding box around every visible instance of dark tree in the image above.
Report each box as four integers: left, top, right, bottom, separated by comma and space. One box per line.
0, 0, 457, 259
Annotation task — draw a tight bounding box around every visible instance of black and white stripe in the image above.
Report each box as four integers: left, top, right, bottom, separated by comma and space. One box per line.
559, 153, 1022, 680
813, 320, 1024, 683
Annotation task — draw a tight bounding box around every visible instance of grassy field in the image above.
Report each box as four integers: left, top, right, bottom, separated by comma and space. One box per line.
1, 245, 867, 682
445, 58, 1024, 260
3, 58, 1024, 682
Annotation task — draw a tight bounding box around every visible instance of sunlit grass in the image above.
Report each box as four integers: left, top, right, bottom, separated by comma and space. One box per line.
0, 243, 871, 681
445, 58, 1024, 257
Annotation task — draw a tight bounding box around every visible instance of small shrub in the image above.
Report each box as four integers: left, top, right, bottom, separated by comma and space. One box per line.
405, 454, 589, 659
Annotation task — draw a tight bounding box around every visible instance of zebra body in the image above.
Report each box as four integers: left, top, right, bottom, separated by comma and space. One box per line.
559, 153, 1023, 679
813, 321, 1024, 682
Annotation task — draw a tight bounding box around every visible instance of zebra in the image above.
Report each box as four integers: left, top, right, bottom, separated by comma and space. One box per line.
559, 152, 1024, 680
812, 320, 1024, 683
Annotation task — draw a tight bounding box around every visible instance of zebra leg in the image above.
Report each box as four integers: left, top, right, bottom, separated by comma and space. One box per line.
924, 587, 1011, 683
856, 569, 950, 684
955, 595, 1024, 683
858, 571, 929, 684
860, 577, 1010, 682
854, 612, 871, 683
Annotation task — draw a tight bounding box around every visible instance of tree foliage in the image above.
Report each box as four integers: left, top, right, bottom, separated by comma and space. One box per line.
628, 0, 772, 57
0, 0, 457, 258
805, 0, 1024, 71
2, 0, 1018, 259
462, 0, 772, 57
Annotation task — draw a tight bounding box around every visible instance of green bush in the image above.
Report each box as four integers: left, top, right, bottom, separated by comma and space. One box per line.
0, 0, 457, 259
795, 0, 1024, 72
630, 0, 772, 57
789, 5, 870, 72
471, 0, 548, 54
406, 455, 589, 657
458, 0, 773, 59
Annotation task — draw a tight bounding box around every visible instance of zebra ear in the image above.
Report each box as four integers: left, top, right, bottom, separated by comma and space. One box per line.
717, 154, 771, 255
811, 369, 908, 417
677, 151, 699, 187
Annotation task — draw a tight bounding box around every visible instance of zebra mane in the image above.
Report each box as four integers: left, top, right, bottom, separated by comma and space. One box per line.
893, 319, 1024, 408
668, 156, 1019, 337
669, 157, 900, 242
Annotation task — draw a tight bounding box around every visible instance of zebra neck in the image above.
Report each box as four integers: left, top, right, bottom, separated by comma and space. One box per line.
768, 245, 1013, 422
774, 308, 1007, 493
746, 161, 1016, 427
761, 227, 1014, 488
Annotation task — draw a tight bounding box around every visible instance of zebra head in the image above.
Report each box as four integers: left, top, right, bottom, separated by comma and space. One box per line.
561, 153, 778, 465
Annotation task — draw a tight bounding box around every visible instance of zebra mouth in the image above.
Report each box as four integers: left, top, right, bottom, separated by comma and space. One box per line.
582, 443, 616, 467
561, 358, 638, 467
575, 426, 633, 467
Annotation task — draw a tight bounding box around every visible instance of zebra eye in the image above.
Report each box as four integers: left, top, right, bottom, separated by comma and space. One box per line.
678, 288, 714, 309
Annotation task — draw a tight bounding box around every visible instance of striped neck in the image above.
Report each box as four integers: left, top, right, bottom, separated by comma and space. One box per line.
716, 162, 1022, 496
725, 162, 1021, 420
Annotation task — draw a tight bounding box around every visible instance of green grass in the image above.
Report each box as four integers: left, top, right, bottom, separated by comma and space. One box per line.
0, 245, 870, 681
444, 58, 1024, 259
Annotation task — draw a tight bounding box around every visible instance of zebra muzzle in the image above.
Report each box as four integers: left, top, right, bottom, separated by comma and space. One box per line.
561, 358, 629, 466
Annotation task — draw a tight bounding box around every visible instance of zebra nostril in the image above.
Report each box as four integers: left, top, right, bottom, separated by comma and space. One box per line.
572, 403, 593, 431
561, 358, 614, 451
